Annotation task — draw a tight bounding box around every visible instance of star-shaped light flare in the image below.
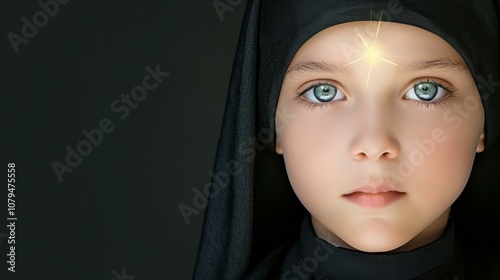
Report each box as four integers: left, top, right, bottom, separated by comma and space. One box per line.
343, 17, 405, 91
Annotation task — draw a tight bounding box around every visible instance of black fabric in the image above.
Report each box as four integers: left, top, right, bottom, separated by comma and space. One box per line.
280, 215, 462, 280
193, 1, 500, 279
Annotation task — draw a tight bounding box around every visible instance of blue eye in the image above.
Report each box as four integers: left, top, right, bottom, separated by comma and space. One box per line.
406, 81, 447, 102
303, 84, 346, 103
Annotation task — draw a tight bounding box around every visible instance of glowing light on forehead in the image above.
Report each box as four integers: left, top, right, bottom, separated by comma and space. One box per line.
366, 46, 380, 59
343, 16, 403, 91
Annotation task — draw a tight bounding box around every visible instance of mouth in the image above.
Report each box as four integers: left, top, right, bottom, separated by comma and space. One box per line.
343, 185, 406, 208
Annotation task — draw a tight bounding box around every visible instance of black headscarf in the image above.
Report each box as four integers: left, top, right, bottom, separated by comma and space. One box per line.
194, 1, 500, 279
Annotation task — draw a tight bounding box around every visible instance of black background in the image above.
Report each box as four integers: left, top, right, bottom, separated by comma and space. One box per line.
1, 0, 246, 279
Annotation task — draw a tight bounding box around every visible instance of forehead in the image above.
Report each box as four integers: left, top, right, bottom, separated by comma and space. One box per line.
286, 21, 468, 75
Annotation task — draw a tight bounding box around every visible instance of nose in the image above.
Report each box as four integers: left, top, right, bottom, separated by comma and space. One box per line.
349, 108, 400, 161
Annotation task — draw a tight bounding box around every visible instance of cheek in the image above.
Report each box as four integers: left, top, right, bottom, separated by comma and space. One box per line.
401, 106, 483, 208
278, 111, 353, 206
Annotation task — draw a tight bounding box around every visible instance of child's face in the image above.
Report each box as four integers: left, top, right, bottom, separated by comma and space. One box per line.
275, 21, 485, 252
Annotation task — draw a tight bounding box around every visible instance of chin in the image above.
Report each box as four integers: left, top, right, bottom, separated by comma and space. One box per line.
347, 236, 408, 253
341, 224, 414, 253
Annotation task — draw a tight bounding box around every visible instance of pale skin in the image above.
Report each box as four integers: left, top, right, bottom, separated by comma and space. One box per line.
274, 21, 485, 253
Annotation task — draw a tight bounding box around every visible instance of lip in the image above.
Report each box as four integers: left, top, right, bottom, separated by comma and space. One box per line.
343, 185, 406, 208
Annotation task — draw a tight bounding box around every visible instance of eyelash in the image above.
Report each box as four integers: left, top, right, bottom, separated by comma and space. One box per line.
294, 81, 345, 111
294, 79, 459, 111
407, 79, 458, 110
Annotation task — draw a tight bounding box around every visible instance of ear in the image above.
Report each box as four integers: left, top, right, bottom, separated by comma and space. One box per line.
476, 130, 485, 153
275, 135, 283, 155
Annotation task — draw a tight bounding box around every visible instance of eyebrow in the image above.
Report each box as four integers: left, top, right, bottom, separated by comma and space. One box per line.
397, 58, 469, 74
285, 58, 469, 76
286, 60, 350, 75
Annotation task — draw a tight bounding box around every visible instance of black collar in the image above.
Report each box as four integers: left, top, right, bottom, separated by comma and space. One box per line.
281, 215, 462, 280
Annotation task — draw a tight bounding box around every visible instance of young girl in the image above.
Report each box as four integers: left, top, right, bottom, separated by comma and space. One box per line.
194, 0, 500, 279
